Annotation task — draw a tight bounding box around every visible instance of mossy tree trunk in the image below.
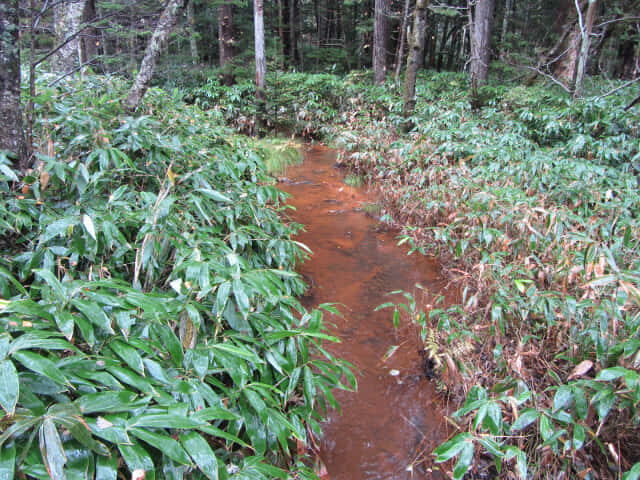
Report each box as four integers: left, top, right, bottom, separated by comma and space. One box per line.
124, 0, 186, 110
573, 0, 598, 98
402, 0, 428, 121
0, 0, 28, 170
218, 0, 235, 85
469, 0, 494, 88
254, 0, 266, 103
373, 0, 389, 84
52, 0, 86, 73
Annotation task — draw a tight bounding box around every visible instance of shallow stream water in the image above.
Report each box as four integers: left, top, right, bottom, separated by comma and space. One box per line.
280, 145, 450, 480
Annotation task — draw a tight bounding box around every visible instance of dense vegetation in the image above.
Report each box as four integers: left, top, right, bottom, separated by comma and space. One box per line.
0, 75, 354, 480
187, 70, 640, 479
1, 0, 639, 478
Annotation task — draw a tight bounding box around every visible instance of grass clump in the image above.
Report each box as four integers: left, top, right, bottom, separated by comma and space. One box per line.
0, 75, 354, 480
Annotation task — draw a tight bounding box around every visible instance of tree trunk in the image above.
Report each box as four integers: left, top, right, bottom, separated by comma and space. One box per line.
394, 0, 411, 80
403, 0, 428, 119
469, 0, 495, 87
500, 0, 513, 55
52, 0, 86, 73
254, 0, 266, 103
277, 0, 285, 68
373, 0, 390, 84
187, 0, 199, 65
573, 0, 598, 98
80, 0, 98, 69
124, 0, 186, 110
0, 0, 28, 170
218, 0, 234, 85
289, 0, 298, 66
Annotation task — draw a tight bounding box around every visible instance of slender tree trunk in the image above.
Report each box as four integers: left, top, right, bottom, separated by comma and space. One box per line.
289, 0, 297, 66
573, 0, 598, 98
52, 0, 86, 73
218, 0, 234, 85
394, 0, 411, 80
254, 0, 266, 103
277, 0, 285, 68
0, 0, 28, 170
500, 0, 513, 55
187, 0, 199, 65
80, 0, 98, 69
437, 16, 450, 71
403, 0, 428, 120
124, 0, 186, 110
469, 0, 494, 87
373, 0, 390, 84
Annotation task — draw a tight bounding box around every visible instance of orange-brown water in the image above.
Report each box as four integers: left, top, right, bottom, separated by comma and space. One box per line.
280, 145, 450, 480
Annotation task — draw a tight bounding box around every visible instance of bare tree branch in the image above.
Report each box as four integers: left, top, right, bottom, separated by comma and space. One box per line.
596, 76, 640, 99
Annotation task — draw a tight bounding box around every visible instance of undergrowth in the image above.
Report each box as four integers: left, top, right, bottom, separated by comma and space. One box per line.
0, 75, 354, 480
187, 70, 640, 479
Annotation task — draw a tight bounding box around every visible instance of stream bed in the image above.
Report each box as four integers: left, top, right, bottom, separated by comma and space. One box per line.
279, 145, 451, 480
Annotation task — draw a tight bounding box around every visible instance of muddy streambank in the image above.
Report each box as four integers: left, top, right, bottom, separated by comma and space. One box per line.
279, 144, 452, 480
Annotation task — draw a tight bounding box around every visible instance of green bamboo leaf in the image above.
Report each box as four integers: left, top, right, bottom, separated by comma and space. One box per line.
151, 324, 183, 367
96, 452, 118, 480
130, 428, 192, 465
210, 343, 262, 363
34, 269, 66, 300
303, 365, 316, 408
12, 351, 69, 387
131, 413, 202, 429
0, 444, 16, 480
434, 433, 472, 462
72, 299, 115, 334
510, 408, 539, 432
82, 214, 97, 241
118, 443, 155, 480
110, 340, 145, 374
39, 418, 67, 480
180, 431, 219, 480
623, 462, 640, 480
76, 391, 148, 414
453, 440, 474, 480
197, 188, 232, 203
108, 366, 155, 394
0, 361, 18, 415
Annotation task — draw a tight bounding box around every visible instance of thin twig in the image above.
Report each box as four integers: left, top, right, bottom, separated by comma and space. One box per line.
596, 76, 640, 99
521, 65, 572, 93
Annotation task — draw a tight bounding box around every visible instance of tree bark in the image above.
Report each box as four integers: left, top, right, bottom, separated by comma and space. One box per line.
373, 0, 390, 84
469, 0, 495, 87
254, 0, 266, 103
187, 0, 199, 65
403, 0, 428, 120
52, 0, 86, 73
80, 0, 98, 69
500, 0, 513, 55
124, 0, 186, 110
218, 0, 234, 85
289, 0, 298, 66
573, 0, 598, 97
394, 0, 411, 80
1, 0, 28, 170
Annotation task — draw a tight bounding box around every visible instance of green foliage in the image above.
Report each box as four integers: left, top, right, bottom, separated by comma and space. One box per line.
246, 71, 639, 478
0, 75, 354, 479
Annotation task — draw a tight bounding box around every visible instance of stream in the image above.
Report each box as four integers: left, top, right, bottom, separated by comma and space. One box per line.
279, 145, 450, 480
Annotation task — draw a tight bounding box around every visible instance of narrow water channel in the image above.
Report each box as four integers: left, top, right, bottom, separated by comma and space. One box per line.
279, 145, 450, 480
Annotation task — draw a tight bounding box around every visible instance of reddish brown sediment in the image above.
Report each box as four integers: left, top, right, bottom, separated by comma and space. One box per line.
280, 144, 453, 480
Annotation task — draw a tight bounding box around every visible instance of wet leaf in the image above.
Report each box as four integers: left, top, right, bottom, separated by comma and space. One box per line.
0, 361, 18, 415
180, 432, 218, 480
39, 418, 67, 480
